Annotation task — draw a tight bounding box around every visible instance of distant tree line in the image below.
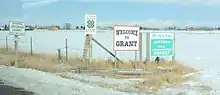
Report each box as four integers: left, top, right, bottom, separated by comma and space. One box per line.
0, 24, 9, 30
75, 26, 85, 30
1, 23, 220, 31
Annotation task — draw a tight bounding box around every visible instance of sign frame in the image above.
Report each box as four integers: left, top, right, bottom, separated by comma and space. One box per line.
85, 14, 96, 34
150, 32, 174, 57
9, 21, 25, 36
113, 25, 140, 51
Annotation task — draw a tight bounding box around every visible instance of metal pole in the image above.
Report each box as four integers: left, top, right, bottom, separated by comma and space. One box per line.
5, 36, 8, 52
14, 35, 19, 67
135, 51, 137, 70
146, 32, 150, 69
30, 37, 33, 56
139, 32, 142, 67
65, 38, 68, 61
172, 33, 176, 62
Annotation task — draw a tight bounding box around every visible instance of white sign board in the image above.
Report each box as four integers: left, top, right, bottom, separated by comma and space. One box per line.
114, 26, 140, 51
9, 21, 25, 36
85, 14, 96, 34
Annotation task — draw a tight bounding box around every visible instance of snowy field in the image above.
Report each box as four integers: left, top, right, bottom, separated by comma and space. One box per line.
0, 30, 220, 61
0, 30, 220, 94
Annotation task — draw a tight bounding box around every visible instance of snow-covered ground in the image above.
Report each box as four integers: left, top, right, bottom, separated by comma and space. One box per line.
0, 66, 215, 95
0, 31, 220, 94
0, 66, 140, 95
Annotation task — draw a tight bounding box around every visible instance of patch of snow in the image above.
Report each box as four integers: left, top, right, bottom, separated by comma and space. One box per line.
66, 73, 143, 85
159, 87, 213, 95
64, 73, 145, 89
195, 57, 203, 60
0, 66, 142, 95
183, 71, 200, 78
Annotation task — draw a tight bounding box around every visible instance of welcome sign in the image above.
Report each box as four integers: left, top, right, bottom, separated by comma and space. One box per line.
113, 26, 140, 51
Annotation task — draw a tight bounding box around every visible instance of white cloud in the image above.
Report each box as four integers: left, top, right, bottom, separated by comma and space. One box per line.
22, 0, 58, 8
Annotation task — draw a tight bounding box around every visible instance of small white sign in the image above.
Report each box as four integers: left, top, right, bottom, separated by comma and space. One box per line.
114, 26, 140, 51
150, 33, 174, 40
85, 14, 96, 34
9, 21, 25, 36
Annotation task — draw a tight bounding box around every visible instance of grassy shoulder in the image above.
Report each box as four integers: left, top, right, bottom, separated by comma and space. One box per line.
0, 47, 200, 93
85, 61, 198, 93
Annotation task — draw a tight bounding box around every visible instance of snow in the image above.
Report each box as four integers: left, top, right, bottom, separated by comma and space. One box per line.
0, 66, 140, 95
64, 73, 144, 89
0, 66, 216, 95
66, 73, 143, 85
1, 30, 220, 94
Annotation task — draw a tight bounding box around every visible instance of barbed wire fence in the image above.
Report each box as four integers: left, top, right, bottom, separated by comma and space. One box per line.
0, 35, 142, 70
0, 36, 85, 62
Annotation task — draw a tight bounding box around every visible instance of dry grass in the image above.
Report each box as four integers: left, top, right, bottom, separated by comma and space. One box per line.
0, 47, 78, 73
86, 61, 197, 93
0, 47, 199, 93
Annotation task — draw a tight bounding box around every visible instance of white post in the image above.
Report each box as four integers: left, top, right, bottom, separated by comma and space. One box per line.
135, 51, 137, 70
147, 32, 150, 64
172, 33, 176, 62
114, 51, 117, 69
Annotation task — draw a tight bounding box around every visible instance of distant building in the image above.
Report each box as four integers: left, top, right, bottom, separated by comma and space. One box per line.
63, 23, 72, 30
0, 26, 5, 30
34, 25, 60, 31
25, 25, 34, 31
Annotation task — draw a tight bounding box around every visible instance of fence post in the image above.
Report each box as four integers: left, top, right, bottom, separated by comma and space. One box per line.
89, 34, 92, 63
30, 37, 33, 56
65, 38, 68, 61
5, 36, 8, 52
58, 49, 61, 60
114, 51, 117, 69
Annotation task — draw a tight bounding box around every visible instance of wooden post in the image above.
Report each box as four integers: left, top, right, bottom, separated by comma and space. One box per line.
172, 33, 176, 62
114, 51, 117, 69
58, 49, 61, 60
5, 36, 8, 52
139, 32, 142, 68
65, 38, 68, 61
30, 37, 33, 56
90, 34, 92, 62
14, 35, 19, 67
89, 34, 92, 63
